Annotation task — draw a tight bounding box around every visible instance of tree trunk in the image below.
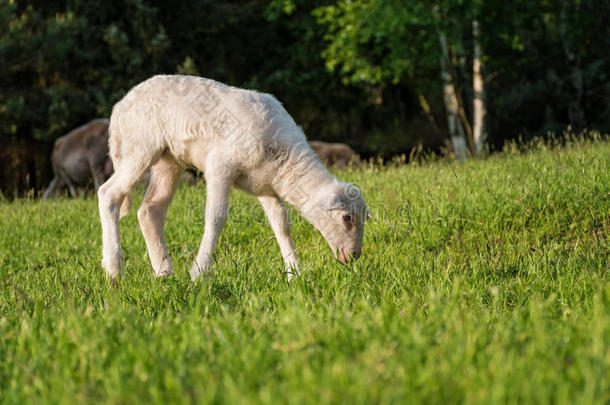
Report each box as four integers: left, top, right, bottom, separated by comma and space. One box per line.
438, 31, 468, 159
472, 19, 486, 155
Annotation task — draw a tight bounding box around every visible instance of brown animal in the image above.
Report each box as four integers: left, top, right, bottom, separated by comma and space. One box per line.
43, 118, 111, 199
308, 141, 360, 168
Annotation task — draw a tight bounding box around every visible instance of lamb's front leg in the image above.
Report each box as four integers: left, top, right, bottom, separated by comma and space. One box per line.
258, 195, 300, 281
190, 177, 232, 281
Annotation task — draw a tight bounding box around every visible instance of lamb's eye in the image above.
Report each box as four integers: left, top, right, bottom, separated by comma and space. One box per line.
342, 214, 352, 223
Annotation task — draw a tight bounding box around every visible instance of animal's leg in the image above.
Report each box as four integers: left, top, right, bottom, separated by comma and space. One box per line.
120, 192, 133, 219
258, 195, 300, 281
118, 170, 151, 219
42, 176, 65, 199
58, 168, 78, 198
89, 157, 105, 191
190, 175, 233, 281
137, 155, 182, 277
98, 153, 159, 281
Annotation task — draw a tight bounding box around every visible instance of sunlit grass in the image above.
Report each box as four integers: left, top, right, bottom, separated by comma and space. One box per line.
1, 135, 609, 404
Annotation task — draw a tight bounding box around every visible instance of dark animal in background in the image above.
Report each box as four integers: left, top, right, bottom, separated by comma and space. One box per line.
309, 141, 360, 168
43, 118, 111, 199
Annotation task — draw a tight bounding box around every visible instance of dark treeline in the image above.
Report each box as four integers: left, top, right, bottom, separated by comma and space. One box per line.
1, 0, 609, 196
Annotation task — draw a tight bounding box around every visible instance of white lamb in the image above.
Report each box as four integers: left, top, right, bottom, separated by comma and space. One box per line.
98, 75, 369, 281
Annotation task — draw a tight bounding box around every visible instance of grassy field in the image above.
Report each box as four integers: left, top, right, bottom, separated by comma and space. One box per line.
1, 135, 609, 404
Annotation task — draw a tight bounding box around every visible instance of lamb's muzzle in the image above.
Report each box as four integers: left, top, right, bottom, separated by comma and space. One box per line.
339, 248, 362, 264
98, 74, 369, 281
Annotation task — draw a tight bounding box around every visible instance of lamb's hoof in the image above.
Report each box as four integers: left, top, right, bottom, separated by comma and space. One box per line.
154, 262, 173, 278
284, 265, 300, 282
189, 263, 210, 282
104, 270, 122, 287
154, 269, 173, 278
190, 265, 201, 282
102, 251, 124, 282
105, 271, 122, 284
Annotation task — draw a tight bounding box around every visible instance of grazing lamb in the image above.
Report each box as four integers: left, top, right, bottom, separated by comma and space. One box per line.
98, 75, 369, 281
43, 118, 112, 199
309, 140, 361, 168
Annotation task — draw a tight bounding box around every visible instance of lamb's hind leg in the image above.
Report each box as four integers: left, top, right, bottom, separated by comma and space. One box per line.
98, 154, 159, 280
137, 155, 182, 277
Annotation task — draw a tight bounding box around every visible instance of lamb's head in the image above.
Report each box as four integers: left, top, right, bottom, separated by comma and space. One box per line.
309, 181, 369, 264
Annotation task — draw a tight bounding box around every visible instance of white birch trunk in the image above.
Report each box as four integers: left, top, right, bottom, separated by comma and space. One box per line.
438, 31, 468, 160
472, 19, 486, 155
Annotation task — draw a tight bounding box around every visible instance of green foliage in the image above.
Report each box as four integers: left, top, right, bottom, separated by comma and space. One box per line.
313, 0, 610, 140
0, 0, 170, 141
313, 0, 477, 85
1, 138, 609, 403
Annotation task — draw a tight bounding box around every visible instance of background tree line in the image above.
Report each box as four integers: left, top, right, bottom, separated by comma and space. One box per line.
1, 0, 609, 196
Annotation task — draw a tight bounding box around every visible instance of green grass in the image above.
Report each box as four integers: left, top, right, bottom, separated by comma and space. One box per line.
1, 136, 609, 404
